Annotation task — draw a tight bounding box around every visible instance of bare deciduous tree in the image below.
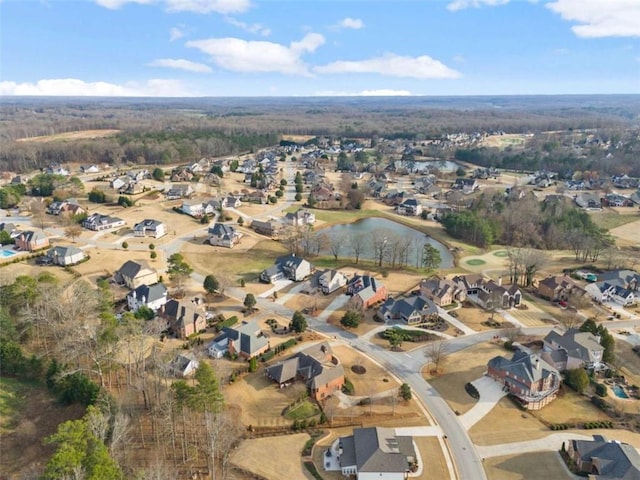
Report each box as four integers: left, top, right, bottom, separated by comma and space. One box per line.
64, 224, 83, 243
425, 340, 450, 374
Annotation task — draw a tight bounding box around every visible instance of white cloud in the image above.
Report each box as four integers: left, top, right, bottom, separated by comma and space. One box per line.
224, 17, 271, 36
186, 33, 324, 75
338, 17, 364, 29
169, 26, 185, 41
95, 0, 152, 8
546, 0, 640, 38
314, 54, 461, 79
0, 78, 193, 97
147, 58, 212, 73
95, 0, 251, 14
447, 0, 509, 12
314, 89, 414, 96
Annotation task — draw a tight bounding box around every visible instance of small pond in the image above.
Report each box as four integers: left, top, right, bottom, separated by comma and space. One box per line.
318, 217, 453, 268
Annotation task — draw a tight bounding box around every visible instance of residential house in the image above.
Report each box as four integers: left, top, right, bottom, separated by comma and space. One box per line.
80, 165, 100, 174
310, 185, 335, 202
347, 275, 388, 310
45, 245, 85, 266
419, 277, 466, 307
536, 275, 587, 302
181, 199, 218, 218
378, 295, 438, 325
260, 254, 312, 283
318, 269, 348, 294
452, 178, 479, 194
396, 198, 423, 216
46, 199, 86, 216
585, 270, 639, 306
283, 208, 316, 227
221, 195, 241, 208
338, 427, 416, 479
133, 219, 167, 239
15, 230, 49, 252
566, 435, 640, 479
542, 329, 604, 370
265, 342, 344, 401
250, 219, 283, 239
487, 351, 560, 410
82, 213, 125, 231
110, 176, 130, 191
169, 353, 199, 378
575, 192, 602, 209
207, 223, 242, 248
452, 275, 521, 309
113, 260, 158, 289
127, 283, 168, 312
382, 190, 405, 206
243, 190, 268, 204
127, 169, 149, 182
162, 298, 207, 339
207, 320, 269, 360
119, 182, 144, 195
166, 184, 194, 200
603, 193, 633, 207
630, 188, 640, 206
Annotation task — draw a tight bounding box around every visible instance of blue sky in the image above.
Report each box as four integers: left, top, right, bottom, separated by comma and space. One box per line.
1, 0, 638, 96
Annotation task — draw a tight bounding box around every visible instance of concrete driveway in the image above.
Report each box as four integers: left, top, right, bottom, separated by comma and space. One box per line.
459, 376, 507, 430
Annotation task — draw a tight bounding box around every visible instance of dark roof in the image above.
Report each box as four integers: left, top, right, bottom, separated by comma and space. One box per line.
571, 437, 640, 479
265, 342, 344, 388
488, 351, 559, 388
208, 223, 237, 237
544, 329, 603, 363
129, 283, 167, 303
117, 260, 147, 280
341, 427, 415, 473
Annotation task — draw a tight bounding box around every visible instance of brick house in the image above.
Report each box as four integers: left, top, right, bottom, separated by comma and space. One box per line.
15, 230, 49, 252
264, 342, 344, 401
347, 275, 388, 310
487, 351, 560, 410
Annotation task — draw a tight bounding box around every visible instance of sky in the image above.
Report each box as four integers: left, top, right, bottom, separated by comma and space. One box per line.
0, 0, 638, 97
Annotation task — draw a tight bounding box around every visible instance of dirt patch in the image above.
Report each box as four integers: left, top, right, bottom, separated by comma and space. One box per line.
453, 306, 501, 332
230, 433, 311, 480
15, 129, 120, 143
484, 452, 568, 480
351, 365, 366, 375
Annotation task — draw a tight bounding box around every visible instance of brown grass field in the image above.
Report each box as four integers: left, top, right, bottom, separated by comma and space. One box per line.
230, 433, 312, 480
484, 452, 569, 480
469, 386, 612, 446
15, 129, 120, 143
609, 218, 640, 247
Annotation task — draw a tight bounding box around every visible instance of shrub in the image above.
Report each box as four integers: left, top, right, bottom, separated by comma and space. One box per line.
595, 383, 607, 397
342, 378, 355, 395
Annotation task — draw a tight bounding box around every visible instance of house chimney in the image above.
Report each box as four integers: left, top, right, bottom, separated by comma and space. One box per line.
498, 277, 502, 286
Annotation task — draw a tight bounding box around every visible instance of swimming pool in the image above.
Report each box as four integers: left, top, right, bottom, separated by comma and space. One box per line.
612, 385, 629, 399
0, 249, 16, 258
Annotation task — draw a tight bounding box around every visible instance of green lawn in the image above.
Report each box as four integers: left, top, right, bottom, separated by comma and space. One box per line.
284, 399, 321, 420
589, 211, 639, 231
465, 258, 487, 266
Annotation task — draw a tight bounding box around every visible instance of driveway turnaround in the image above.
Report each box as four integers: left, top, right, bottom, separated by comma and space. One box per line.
459, 376, 507, 431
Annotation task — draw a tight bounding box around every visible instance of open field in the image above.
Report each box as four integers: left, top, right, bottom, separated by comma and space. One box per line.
0, 378, 85, 478
15, 129, 120, 143
0, 260, 76, 286
230, 433, 311, 480
610, 218, 640, 247
479, 133, 530, 150
484, 452, 569, 480
590, 208, 640, 231
453, 305, 502, 331
182, 236, 288, 283
426, 342, 505, 415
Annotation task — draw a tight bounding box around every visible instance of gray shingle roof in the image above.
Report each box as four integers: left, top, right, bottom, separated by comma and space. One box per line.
571, 437, 640, 479
340, 427, 415, 473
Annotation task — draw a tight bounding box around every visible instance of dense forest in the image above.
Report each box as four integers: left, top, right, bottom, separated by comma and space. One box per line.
1, 95, 639, 173
441, 191, 612, 262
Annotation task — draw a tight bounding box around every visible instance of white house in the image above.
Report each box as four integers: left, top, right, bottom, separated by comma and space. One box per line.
46, 245, 85, 266
181, 200, 205, 217
318, 269, 348, 294
127, 283, 168, 312
133, 219, 167, 239
169, 353, 199, 378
